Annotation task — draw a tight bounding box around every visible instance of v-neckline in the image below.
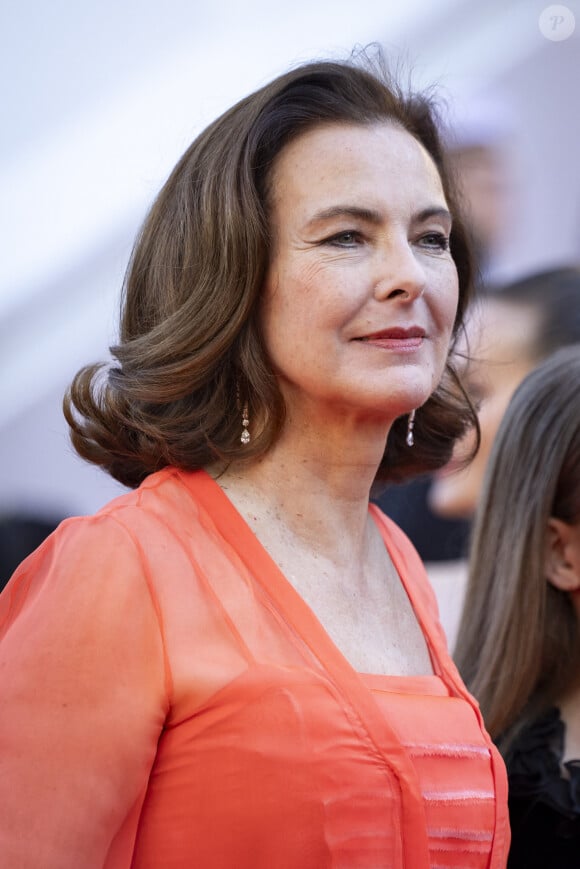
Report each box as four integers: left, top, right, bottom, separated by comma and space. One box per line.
172, 467, 509, 867
180, 468, 445, 680
176, 468, 437, 862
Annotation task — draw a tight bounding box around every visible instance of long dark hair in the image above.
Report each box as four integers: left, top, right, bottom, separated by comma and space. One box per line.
455, 346, 580, 752
64, 50, 477, 489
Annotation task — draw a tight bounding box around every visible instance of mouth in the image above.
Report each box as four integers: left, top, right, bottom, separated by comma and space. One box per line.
357, 326, 426, 350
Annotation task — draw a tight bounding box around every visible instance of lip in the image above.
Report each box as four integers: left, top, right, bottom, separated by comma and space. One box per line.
357, 326, 426, 351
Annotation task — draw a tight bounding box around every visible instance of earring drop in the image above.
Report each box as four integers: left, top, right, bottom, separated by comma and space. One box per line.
406, 409, 416, 447
241, 403, 250, 444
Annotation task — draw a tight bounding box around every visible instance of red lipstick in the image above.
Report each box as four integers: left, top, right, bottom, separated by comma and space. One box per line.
359, 326, 425, 351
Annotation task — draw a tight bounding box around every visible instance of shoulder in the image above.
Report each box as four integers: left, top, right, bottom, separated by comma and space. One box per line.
0, 468, 210, 624
371, 506, 424, 562
371, 503, 462, 665
0, 479, 174, 705
370, 505, 438, 611
47, 467, 211, 559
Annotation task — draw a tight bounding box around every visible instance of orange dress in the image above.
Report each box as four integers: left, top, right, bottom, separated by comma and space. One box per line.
0, 468, 509, 868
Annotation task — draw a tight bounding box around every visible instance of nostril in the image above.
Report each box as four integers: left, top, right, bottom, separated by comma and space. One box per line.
387, 288, 409, 300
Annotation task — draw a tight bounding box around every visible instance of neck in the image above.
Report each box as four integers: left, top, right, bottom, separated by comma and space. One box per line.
212, 412, 392, 558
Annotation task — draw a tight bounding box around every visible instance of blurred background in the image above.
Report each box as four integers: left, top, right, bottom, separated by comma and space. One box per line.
1, 0, 579, 544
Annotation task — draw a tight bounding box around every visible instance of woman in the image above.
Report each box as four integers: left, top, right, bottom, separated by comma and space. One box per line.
455, 346, 580, 868
0, 55, 509, 867
430, 266, 580, 521
427, 266, 580, 645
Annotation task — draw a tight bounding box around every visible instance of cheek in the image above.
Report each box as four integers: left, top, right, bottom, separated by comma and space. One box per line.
431, 280, 459, 377
428, 268, 460, 341
443, 283, 460, 333
260, 274, 327, 367
264, 261, 332, 318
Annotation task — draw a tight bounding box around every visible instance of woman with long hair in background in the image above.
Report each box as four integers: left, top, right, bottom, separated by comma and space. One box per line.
455, 345, 580, 868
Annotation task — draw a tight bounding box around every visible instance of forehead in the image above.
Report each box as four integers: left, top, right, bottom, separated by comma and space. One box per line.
268, 122, 447, 217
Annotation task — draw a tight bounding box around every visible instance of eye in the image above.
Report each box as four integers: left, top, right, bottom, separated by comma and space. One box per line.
324, 230, 363, 248
419, 232, 450, 252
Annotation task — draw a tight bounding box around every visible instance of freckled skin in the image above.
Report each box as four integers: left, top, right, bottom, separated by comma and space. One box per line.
214, 122, 460, 679
261, 122, 459, 431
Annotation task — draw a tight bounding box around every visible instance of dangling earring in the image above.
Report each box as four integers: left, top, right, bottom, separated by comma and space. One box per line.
406, 409, 416, 447
240, 402, 250, 445
236, 381, 251, 445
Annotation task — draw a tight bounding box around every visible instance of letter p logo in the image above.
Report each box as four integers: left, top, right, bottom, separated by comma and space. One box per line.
539, 5, 576, 40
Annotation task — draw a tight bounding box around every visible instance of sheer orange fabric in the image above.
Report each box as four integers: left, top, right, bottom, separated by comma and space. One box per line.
0, 468, 509, 867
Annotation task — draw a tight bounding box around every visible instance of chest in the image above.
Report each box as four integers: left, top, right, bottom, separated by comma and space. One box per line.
257, 534, 433, 677
137, 659, 499, 869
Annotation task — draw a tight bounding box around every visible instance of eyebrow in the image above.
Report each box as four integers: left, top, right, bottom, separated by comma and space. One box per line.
307, 206, 383, 226
415, 206, 453, 225
306, 205, 453, 227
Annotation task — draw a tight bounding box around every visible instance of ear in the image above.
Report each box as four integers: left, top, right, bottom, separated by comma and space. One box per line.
545, 518, 580, 593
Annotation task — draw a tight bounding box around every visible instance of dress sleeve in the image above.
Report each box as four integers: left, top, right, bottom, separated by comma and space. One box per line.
0, 513, 169, 868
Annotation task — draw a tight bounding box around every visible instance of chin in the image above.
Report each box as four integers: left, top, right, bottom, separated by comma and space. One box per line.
369, 380, 433, 415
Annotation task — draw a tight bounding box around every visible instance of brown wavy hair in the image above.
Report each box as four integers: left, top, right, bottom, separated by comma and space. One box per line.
455, 346, 580, 754
64, 49, 478, 489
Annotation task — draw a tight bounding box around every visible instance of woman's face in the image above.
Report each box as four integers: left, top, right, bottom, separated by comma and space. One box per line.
429, 298, 540, 519
260, 123, 459, 428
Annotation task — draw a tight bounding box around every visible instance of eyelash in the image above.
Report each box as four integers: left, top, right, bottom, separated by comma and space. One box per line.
420, 232, 450, 252
324, 231, 362, 248
322, 230, 451, 251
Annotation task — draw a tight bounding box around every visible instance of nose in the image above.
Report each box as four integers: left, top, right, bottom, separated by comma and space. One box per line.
373, 239, 427, 302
